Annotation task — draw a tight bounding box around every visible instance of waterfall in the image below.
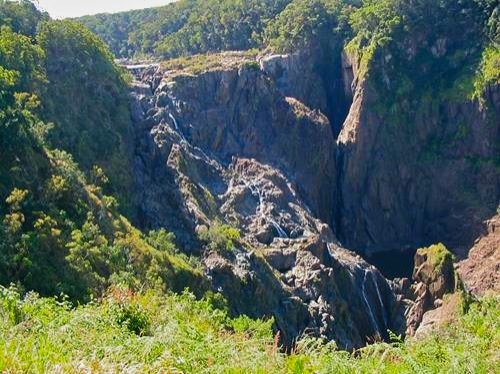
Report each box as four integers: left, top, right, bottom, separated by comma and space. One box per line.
372, 272, 388, 329
168, 112, 214, 163
168, 112, 188, 144
244, 179, 288, 239
269, 218, 288, 238
326, 242, 333, 256
361, 269, 380, 334
168, 112, 179, 130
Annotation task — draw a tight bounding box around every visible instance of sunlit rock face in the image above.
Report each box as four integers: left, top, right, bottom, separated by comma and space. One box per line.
127, 44, 499, 348
128, 56, 405, 350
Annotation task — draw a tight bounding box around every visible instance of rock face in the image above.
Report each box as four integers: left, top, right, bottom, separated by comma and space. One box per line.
402, 244, 459, 336
132, 56, 337, 249
337, 63, 500, 256
413, 244, 456, 300
457, 214, 500, 296
259, 47, 352, 136
129, 55, 405, 349
127, 46, 499, 349
205, 236, 405, 350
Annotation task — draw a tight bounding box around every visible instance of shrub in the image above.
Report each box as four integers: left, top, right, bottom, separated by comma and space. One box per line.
105, 291, 151, 336
0, 286, 23, 325
145, 228, 178, 255
198, 221, 241, 253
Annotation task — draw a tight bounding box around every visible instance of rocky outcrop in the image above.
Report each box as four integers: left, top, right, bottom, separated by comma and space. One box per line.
205, 236, 404, 350
401, 243, 460, 336
413, 243, 456, 300
457, 214, 500, 295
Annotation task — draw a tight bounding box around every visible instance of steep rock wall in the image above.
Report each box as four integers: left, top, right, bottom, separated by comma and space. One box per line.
337, 76, 500, 256
129, 58, 405, 349
133, 62, 337, 239
127, 46, 499, 348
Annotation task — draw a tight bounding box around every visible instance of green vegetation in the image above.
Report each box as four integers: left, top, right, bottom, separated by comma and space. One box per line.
78, 0, 356, 59
2, 0, 135, 214
0, 286, 498, 372
37, 19, 135, 214
418, 243, 455, 276
155, 0, 290, 58
0, 0, 48, 36
474, 45, 500, 99
76, 6, 166, 58
78, 0, 292, 59
347, 0, 497, 104
264, 0, 353, 53
78, 0, 352, 58
0, 1, 204, 302
198, 221, 241, 253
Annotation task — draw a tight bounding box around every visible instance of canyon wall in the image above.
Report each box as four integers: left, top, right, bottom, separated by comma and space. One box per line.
127, 45, 499, 348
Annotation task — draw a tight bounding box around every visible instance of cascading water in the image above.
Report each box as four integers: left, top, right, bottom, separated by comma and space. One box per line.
168, 112, 188, 144
269, 218, 288, 238
361, 269, 380, 334
244, 179, 288, 239
168, 111, 215, 164
371, 272, 388, 329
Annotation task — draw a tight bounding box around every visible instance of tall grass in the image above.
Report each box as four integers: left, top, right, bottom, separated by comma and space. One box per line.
0, 286, 498, 373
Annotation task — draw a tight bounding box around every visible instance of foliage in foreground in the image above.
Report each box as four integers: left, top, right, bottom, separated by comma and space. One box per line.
0, 286, 498, 373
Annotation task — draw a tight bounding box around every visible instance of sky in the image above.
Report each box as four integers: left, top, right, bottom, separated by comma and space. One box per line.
35, 0, 174, 19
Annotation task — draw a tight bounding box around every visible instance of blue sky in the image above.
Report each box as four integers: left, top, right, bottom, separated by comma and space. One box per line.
36, 0, 173, 19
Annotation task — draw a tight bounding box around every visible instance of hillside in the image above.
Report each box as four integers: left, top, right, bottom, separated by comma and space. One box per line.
1, 0, 500, 372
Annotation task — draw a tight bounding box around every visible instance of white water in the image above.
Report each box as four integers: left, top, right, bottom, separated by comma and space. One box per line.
361, 269, 380, 333
168, 112, 188, 144
326, 242, 333, 255
168, 112, 214, 164
244, 179, 288, 239
372, 272, 388, 328
269, 218, 288, 238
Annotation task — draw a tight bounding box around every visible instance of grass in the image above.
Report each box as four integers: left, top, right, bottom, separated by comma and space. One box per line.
0, 285, 498, 373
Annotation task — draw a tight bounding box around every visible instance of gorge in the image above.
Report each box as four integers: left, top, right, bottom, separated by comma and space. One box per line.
0, 0, 499, 371
125, 41, 499, 347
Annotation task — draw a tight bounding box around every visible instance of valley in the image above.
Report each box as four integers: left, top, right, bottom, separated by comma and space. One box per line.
0, 0, 499, 372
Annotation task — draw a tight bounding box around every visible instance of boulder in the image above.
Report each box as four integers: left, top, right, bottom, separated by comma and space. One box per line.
413, 243, 456, 300
405, 243, 460, 335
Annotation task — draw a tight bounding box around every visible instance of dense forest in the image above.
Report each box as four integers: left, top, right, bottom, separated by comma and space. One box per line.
0, 0, 206, 301
1, 0, 499, 371
77, 0, 498, 65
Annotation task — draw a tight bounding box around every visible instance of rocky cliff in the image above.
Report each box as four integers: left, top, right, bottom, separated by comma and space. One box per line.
127, 42, 499, 348
338, 71, 500, 257
128, 52, 406, 349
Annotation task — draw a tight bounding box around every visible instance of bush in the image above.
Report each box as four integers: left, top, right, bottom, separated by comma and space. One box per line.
198, 221, 241, 253
105, 290, 151, 336
145, 228, 178, 255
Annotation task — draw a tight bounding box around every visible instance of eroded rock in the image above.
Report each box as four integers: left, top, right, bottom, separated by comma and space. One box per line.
404, 243, 460, 335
